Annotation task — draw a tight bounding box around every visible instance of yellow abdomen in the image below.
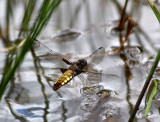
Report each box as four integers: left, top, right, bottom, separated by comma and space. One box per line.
53, 70, 74, 90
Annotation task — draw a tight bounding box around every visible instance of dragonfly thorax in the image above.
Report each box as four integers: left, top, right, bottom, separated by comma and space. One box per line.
76, 59, 87, 69
69, 59, 87, 71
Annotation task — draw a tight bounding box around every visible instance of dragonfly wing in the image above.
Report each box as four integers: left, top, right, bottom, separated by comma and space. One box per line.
80, 69, 118, 86
78, 74, 90, 87
100, 73, 118, 81
77, 69, 102, 87
40, 73, 59, 81
34, 67, 61, 81
32, 40, 72, 65
85, 47, 105, 66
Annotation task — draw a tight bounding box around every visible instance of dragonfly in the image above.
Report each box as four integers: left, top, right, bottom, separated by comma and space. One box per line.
32, 40, 116, 91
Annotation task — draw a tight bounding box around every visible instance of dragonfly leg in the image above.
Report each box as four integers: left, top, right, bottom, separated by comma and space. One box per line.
62, 58, 72, 65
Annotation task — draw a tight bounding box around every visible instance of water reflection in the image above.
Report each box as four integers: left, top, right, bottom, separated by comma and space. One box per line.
16, 107, 43, 118
80, 85, 104, 111
81, 88, 119, 122
1, 0, 160, 122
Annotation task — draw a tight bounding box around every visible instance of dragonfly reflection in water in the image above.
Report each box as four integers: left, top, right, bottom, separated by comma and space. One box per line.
32, 40, 117, 91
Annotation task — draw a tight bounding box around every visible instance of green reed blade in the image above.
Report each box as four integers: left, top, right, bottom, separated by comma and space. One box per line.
144, 79, 157, 116
0, 0, 61, 100
18, 0, 37, 38
147, 0, 160, 23
129, 49, 160, 122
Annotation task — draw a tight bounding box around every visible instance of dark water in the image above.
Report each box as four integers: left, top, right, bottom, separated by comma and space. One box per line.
0, 0, 160, 122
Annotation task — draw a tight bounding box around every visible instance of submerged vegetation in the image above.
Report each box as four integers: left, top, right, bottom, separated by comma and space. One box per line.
0, 0, 160, 122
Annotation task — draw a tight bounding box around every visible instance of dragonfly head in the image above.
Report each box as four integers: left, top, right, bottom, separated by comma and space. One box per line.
76, 59, 87, 69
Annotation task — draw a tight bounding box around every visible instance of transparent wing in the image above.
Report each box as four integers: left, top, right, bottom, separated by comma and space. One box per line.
86, 70, 118, 82
32, 40, 72, 80
77, 47, 111, 86
32, 39, 72, 65
37, 72, 59, 81
85, 47, 105, 66
79, 68, 118, 87
21, 66, 61, 81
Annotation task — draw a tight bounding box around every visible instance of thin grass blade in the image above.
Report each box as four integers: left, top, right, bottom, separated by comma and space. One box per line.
0, 0, 61, 100
147, 0, 160, 23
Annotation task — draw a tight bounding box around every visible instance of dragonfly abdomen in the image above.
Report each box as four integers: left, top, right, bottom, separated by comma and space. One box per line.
53, 70, 74, 91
